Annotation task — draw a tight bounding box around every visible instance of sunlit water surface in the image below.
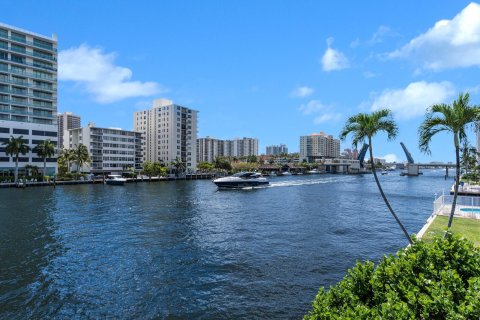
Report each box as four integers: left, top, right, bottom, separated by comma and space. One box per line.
0, 170, 452, 319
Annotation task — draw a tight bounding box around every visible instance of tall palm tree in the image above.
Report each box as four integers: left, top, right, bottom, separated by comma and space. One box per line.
72, 144, 91, 177
340, 109, 412, 244
33, 139, 56, 181
419, 93, 480, 232
2, 135, 30, 183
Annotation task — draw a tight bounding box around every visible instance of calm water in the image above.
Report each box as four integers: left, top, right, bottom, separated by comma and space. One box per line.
0, 170, 452, 319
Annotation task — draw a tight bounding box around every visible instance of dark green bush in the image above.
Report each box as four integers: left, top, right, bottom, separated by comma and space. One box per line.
305, 235, 480, 319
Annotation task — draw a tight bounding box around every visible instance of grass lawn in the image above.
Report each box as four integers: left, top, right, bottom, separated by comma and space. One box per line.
422, 215, 480, 247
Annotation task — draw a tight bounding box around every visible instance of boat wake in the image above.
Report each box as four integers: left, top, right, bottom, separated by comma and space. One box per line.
268, 176, 355, 188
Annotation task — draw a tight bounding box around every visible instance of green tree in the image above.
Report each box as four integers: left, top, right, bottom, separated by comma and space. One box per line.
170, 157, 186, 177
2, 135, 30, 183
419, 93, 480, 232
72, 144, 91, 177
198, 161, 214, 172
33, 139, 56, 181
460, 141, 478, 176
304, 234, 480, 319
340, 109, 412, 244
214, 157, 232, 171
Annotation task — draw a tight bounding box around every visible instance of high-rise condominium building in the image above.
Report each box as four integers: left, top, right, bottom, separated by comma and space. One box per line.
134, 99, 198, 172
58, 112, 80, 148
266, 144, 288, 156
300, 132, 340, 162
197, 136, 223, 163
0, 23, 58, 176
196, 137, 259, 163
63, 122, 142, 173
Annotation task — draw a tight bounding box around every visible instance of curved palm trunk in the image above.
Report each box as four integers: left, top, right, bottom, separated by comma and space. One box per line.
368, 137, 412, 244
14, 153, 19, 183
43, 157, 47, 182
447, 141, 461, 231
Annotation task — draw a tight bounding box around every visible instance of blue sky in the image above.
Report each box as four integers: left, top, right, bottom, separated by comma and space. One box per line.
2, 1, 480, 162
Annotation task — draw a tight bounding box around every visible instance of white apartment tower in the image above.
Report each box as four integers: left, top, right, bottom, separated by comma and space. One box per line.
134, 99, 198, 172
58, 112, 81, 147
63, 123, 142, 173
266, 144, 288, 156
0, 23, 58, 176
300, 132, 340, 162
197, 136, 222, 163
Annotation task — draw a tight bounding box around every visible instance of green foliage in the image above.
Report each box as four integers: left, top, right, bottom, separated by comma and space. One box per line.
142, 161, 167, 178
2, 135, 31, 182
198, 161, 215, 171
305, 235, 480, 320
214, 157, 232, 171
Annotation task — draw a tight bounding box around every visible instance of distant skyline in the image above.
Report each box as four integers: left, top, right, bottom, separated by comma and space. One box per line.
2, 1, 479, 162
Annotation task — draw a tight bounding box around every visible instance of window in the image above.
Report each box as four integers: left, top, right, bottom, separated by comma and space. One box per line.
13, 128, 29, 134
0, 127, 8, 133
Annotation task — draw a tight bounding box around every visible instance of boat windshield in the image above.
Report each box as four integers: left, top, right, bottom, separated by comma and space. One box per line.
232, 172, 258, 179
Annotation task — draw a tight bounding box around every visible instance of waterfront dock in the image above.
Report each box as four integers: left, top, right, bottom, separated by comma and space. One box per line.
0, 173, 218, 188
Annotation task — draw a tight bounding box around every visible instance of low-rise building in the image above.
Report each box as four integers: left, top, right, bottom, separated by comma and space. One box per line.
64, 122, 142, 173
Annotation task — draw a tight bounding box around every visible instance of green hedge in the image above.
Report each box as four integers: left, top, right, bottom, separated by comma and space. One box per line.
305, 235, 480, 319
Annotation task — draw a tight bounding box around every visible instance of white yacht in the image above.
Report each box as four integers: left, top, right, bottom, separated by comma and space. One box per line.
105, 174, 127, 186
213, 172, 269, 189
307, 169, 320, 174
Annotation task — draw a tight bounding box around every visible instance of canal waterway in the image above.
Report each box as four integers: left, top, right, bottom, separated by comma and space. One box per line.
0, 170, 453, 319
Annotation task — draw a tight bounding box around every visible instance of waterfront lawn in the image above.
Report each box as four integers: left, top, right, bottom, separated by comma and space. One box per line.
423, 215, 480, 247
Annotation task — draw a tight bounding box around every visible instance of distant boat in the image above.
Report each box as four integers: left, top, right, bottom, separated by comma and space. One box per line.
105, 174, 127, 186
213, 172, 269, 189
381, 170, 388, 175
278, 171, 292, 176
307, 169, 320, 174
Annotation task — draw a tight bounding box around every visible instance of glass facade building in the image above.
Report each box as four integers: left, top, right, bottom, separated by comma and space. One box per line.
0, 23, 58, 177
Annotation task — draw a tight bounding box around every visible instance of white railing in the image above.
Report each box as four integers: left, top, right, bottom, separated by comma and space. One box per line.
433, 194, 480, 219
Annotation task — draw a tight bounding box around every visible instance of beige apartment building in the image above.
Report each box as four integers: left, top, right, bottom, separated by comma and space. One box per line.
57, 111, 80, 147
300, 131, 340, 162
134, 98, 198, 172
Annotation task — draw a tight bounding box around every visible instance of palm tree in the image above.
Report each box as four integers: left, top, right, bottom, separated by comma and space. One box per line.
33, 139, 56, 181
2, 135, 30, 183
340, 109, 412, 244
419, 93, 480, 232
72, 144, 91, 178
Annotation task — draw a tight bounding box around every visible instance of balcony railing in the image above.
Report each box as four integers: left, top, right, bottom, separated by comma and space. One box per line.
0, 33, 57, 52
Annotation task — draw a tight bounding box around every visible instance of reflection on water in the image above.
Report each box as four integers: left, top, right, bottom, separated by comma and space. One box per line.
0, 171, 452, 318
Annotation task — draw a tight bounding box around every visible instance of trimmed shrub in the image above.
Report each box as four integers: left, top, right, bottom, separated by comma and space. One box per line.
305, 234, 480, 319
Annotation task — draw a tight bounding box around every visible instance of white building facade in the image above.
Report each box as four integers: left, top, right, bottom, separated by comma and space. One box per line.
134, 99, 198, 172
196, 136, 259, 163
58, 112, 80, 148
0, 23, 58, 176
300, 132, 340, 162
64, 123, 142, 173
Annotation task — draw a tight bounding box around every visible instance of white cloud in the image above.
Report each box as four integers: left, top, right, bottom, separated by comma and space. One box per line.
314, 113, 342, 124
388, 2, 480, 70
350, 38, 361, 48
369, 26, 392, 44
290, 86, 314, 98
321, 37, 349, 71
299, 100, 342, 124
378, 153, 401, 163
59, 44, 166, 103
299, 100, 327, 115
366, 81, 455, 120
363, 71, 380, 78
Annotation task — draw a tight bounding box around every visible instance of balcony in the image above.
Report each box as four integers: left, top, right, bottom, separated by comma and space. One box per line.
0, 64, 55, 81
0, 33, 57, 52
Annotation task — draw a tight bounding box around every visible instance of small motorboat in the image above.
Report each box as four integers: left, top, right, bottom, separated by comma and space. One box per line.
105, 174, 127, 186
307, 169, 320, 174
381, 170, 388, 175
213, 172, 269, 189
